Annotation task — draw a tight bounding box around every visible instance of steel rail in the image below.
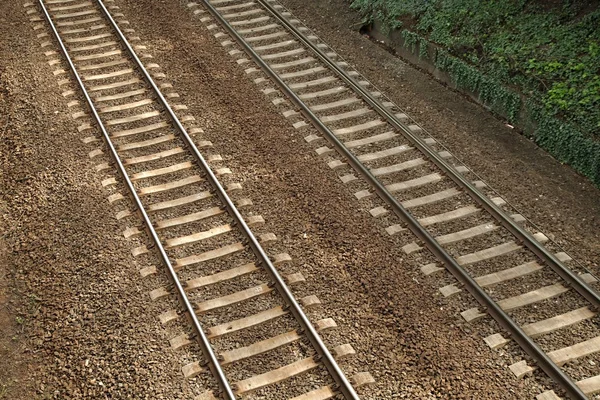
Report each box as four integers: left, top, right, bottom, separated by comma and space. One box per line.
254, 0, 600, 310
36, 1, 237, 398
198, 1, 589, 398
91, 1, 360, 399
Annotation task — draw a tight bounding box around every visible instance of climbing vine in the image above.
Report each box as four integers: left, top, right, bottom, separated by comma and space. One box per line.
434, 49, 521, 122
351, 0, 600, 185
527, 99, 600, 184
401, 30, 429, 59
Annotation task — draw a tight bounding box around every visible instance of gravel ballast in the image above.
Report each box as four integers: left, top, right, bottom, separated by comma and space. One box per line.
1, 0, 598, 398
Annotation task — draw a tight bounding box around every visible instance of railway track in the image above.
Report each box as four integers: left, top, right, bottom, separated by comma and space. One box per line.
179, 0, 600, 398
29, 0, 374, 398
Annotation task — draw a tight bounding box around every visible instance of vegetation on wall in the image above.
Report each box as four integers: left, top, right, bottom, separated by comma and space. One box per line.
351, 0, 600, 185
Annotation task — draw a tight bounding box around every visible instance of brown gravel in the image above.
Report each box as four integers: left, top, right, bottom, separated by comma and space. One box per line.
2, 0, 598, 399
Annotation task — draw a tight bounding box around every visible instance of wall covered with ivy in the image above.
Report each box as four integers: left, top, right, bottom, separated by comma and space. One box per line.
351, 0, 600, 186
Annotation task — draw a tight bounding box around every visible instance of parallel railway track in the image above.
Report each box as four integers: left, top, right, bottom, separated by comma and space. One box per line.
182, 0, 600, 398
32, 0, 371, 398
